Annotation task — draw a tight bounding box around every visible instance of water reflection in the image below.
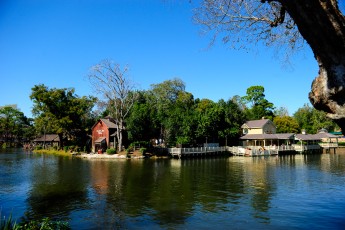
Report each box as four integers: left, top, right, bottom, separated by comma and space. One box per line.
2, 150, 345, 229
25, 155, 90, 221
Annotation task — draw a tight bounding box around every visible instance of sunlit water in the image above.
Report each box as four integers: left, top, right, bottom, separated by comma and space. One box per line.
1, 149, 345, 229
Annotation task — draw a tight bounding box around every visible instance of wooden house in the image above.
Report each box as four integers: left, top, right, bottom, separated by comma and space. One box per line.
240, 118, 294, 147
241, 118, 276, 135
239, 119, 339, 155
32, 134, 60, 148
91, 117, 117, 153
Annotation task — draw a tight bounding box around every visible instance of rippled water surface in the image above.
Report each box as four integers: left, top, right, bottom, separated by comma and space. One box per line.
1, 149, 345, 229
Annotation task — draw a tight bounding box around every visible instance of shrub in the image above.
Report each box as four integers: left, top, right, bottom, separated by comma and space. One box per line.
106, 148, 116, 155
35, 145, 42, 150
64, 146, 69, 152
1, 143, 6, 149
140, 147, 147, 155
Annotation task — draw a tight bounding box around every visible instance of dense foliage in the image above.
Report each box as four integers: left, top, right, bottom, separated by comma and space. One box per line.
0, 106, 34, 147
30, 84, 96, 148
2, 80, 339, 149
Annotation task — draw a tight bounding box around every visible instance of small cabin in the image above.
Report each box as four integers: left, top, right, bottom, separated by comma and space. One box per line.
91, 117, 117, 153
32, 134, 60, 148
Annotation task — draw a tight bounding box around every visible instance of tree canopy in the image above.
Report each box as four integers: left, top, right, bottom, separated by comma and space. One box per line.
30, 84, 96, 147
0, 106, 33, 147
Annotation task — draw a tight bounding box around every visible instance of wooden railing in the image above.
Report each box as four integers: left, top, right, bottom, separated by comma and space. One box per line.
168, 147, 228, 158
168, 142, 339, 158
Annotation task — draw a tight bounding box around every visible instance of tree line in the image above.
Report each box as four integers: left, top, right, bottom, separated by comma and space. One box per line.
0, 63, 339, 150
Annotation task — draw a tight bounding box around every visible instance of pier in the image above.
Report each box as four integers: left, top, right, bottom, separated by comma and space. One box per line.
168, 146, 229, 158
168, 142, 339, 158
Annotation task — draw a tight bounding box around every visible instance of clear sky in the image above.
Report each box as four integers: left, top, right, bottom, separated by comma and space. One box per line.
1, 0, 343, 118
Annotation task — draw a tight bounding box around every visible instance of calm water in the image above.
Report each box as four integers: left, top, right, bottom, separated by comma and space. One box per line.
1, 149, 345, 229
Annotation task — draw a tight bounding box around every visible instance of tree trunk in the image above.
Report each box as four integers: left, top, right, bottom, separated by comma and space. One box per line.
281, 0, 345, 131
116, 120, 123, 153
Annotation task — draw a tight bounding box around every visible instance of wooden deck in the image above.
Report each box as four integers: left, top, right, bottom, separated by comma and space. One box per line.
168, 142, 339, 158
168, 147, 229, 158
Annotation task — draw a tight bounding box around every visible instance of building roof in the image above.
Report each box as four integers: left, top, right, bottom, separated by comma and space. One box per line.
100, 118, 117, 129
95, 137, 106, 143
91, 118, 117, 130
33, 134, 60, 142
295, 132, 339, 141
241, 119, 272, 129
240, 133, 295, 140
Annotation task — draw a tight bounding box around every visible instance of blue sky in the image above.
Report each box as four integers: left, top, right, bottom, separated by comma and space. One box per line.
1, 0, 342, 118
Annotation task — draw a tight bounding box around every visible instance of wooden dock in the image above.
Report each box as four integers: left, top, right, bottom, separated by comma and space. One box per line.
228, 146, 279, 156
168, 146, 229, 158
168, 143, 339, 158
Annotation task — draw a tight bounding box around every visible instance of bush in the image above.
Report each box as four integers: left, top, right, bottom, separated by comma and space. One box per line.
106, 148, 116, 155
64, 146, 69, 152
35, 145, 42, 150
1, 143, 6, 149
140, 147, 147, 155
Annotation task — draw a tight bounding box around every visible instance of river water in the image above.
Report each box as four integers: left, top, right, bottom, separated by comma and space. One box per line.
1, 149, 345, 229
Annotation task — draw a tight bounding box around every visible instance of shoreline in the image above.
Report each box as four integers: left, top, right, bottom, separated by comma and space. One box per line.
75, 153, 146, 159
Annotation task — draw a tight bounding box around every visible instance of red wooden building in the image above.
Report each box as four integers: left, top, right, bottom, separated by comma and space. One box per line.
91, 117, 117, 153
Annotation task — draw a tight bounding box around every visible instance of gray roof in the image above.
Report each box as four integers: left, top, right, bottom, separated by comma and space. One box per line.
33, 134, 60, 142
241, 119, 272, 129
295, 132, 339, 141
240, 133, 295, 140
100, 118, 117, 129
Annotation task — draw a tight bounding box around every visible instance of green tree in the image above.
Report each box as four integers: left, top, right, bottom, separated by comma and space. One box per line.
275, 107, 290, 117
30, 84, 96, 147
149, 78, 187, 146
216, 99, 246, 146
310, 109, 338, 133
293, 103, 338, 134
273, 116, 300, 133
293, 104, 313, 133
242, 86, 275, 120
195, 99, 222, 144
0, 106, 33, 147
126, 91, 159, 143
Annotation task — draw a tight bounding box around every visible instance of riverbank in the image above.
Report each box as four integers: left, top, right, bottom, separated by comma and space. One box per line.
33, 149, 148, 159
76, 152, 145, 159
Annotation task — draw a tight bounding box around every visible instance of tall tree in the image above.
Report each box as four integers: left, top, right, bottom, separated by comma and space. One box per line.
126, 91, 159, 143
30, 84, 96, 147
293, 103, 338, 133
149, 78, 187, 145
88, 59, 138, 152
242, 85, 275, 120
194, 1, 345, 132
0, 106, 32, 146
273, 116, 300, 133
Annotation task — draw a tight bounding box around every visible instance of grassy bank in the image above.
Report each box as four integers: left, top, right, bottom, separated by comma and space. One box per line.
32, 149, 74, 157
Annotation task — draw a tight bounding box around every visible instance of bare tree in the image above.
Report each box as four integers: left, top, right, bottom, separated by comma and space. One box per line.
88, 59, 137, 152
194, 0, 345, 132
